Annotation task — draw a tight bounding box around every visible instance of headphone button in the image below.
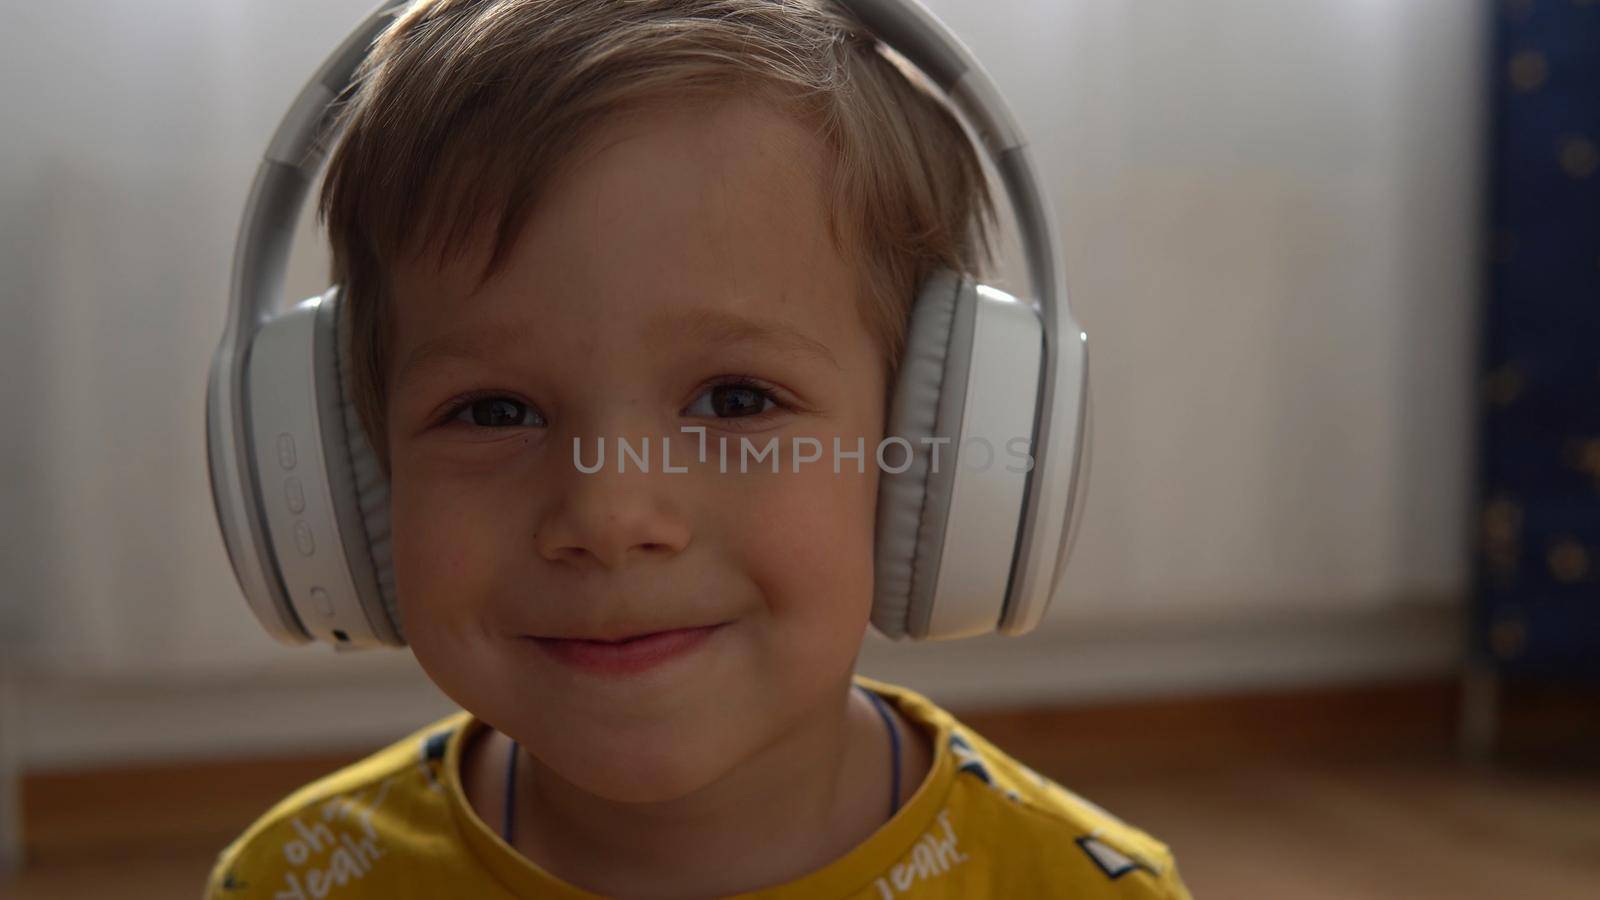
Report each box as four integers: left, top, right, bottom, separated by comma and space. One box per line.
294, 520, 316, 556
284, 477, 306, 514
276, 433, 298, 470
309, 587, 334, 618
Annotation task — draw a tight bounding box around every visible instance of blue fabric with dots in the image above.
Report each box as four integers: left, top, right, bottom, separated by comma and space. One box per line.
1475, 0, 1600, 676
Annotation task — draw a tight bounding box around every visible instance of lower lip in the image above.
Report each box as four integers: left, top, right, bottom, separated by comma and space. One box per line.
530, 624, 725, 676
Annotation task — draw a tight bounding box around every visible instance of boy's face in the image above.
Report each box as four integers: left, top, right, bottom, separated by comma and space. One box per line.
384, 96, 887, 802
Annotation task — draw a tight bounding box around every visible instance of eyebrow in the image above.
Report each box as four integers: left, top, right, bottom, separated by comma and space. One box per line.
395, 321, 540, 389
645, 307, 840, 370
394, 306, 839, 388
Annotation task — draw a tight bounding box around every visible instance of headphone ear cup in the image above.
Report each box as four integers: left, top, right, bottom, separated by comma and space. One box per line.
872, 269, 976, 639
323, 288, 404, 643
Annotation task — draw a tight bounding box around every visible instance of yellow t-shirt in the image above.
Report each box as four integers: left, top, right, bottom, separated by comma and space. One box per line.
205, 675, 1190, 899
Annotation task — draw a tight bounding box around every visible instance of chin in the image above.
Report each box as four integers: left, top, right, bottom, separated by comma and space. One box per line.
536, 727, 743, 804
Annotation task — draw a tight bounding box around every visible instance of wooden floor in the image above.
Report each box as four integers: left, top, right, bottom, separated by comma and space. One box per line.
5, 679, 1599, 899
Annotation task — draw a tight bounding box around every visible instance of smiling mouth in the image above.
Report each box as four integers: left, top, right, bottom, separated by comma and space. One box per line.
527, 623, 728, 676
541, 624, 724, 644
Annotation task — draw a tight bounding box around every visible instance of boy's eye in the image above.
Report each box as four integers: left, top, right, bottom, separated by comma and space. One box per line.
684, 382, 779, 419
452, 396, 545, 428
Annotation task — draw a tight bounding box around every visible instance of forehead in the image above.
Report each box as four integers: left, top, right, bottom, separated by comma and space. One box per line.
388, 96, 871, 379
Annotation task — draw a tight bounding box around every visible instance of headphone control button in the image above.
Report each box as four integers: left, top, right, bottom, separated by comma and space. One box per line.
284, 477, 306, 514
309, 587, 334, 618
276, 433, 298, 470
294, 520, 316, 556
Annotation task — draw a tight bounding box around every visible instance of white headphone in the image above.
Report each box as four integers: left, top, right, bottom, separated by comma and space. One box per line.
206, 0, 1091, 650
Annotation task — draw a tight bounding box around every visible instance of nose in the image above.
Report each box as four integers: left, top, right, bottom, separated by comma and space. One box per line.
534, 440, 692, 570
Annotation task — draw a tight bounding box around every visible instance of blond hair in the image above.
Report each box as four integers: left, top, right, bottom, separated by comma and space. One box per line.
319, 0, 995, 465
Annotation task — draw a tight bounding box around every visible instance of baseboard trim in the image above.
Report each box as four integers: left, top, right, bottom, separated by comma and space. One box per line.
862, 601, 1463, 711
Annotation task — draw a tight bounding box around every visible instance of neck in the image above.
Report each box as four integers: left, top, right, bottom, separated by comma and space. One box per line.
463, 679, 911, 898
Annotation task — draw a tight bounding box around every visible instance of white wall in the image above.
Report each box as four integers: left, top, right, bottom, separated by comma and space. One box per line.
1, 0, 379, 676
0, 1, 1484, 766
941, 0, 1485, 626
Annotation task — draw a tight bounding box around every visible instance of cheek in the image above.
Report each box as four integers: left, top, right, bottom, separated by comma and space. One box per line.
386, 459, 540, 719
387, 459, 517, 632
733, 447, 881, 632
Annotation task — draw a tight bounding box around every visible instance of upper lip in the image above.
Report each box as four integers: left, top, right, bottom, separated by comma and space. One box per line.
532, 622, 725, 643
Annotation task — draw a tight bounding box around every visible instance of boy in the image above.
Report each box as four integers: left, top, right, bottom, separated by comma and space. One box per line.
207, 1, 1190, 897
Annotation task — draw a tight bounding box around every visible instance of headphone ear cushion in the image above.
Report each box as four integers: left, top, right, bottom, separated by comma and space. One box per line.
872, 269, 975, 639
332, 290, 404, 643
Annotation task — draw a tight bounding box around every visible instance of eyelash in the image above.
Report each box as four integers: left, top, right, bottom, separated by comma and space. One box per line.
434, 376, 793, 429
689, 376, 791, 425
436, 389, 545, 429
